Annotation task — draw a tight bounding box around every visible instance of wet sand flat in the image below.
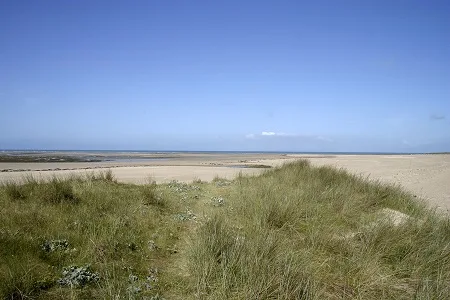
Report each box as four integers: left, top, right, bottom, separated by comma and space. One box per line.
0, 152, 291, 184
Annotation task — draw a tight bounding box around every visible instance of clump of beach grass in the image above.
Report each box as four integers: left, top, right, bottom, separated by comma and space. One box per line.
4, 181, 27, 200
142, 181, 166, 208
4, 175, 79, 204
85, 169, 117, 183
192, 177, 203, 184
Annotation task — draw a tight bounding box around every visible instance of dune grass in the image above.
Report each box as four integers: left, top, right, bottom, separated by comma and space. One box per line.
1, 161, 449, 299
189, 161, 450, 299
0, 171, 190, 299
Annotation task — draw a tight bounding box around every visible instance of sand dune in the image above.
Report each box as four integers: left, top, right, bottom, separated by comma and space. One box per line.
301, 154, 450, 211
1, 153, 449, 210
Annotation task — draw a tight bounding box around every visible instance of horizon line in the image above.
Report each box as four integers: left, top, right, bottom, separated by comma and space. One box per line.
0, 149, 444, 155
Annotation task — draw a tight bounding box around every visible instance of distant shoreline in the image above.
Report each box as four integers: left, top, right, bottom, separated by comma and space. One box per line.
1, 150, 441, 165
0, 149, 438, 155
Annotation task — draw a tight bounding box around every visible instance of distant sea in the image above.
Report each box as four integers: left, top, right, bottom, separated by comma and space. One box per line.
0, 149, 421, 155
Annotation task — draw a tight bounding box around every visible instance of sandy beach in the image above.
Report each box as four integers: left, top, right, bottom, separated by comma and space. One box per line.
1, 152, 449, 210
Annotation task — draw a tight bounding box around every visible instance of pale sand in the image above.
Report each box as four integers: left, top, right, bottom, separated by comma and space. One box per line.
0, 153, 290, 184
1, 153, 449, 210
0, 166, 264, 184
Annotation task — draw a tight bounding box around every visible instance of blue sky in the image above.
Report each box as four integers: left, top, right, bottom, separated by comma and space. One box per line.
1, 0, 449, 152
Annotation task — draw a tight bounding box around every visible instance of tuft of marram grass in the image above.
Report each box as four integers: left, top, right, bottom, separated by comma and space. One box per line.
41, 176, 79, 204
3, 175, 79, 204
142, 181, 166, 208
4, 181, 27, 200
84, 169, 117, 183
192, 177, 203, 184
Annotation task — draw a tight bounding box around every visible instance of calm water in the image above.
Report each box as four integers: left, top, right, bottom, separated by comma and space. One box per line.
0, 150, 420, 155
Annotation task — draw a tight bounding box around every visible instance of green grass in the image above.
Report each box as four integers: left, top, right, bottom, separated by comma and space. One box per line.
0, 173, 189, 299
1, 160, 449, 299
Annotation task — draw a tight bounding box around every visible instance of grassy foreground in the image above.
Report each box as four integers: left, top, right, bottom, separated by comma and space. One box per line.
1, 161, 449, 299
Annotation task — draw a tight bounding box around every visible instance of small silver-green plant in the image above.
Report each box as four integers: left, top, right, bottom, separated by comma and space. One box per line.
174, 209, 196, 221
210, 196, 225, 207
57, 265, 99, 287
168, 180, 200, 193
41, 239, 70, 252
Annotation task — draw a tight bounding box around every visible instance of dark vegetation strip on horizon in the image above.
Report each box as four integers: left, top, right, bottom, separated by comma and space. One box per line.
0, 155, 102, 163
0, 154, 178, 163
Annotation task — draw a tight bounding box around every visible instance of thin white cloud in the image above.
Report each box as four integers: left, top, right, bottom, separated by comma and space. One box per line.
261, 132, 297, 137
316, 136, 334, 142
402, 139, 412, 146
245, 132, 333, 142
261, 131, 276, 136
274, 132, 296, 137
